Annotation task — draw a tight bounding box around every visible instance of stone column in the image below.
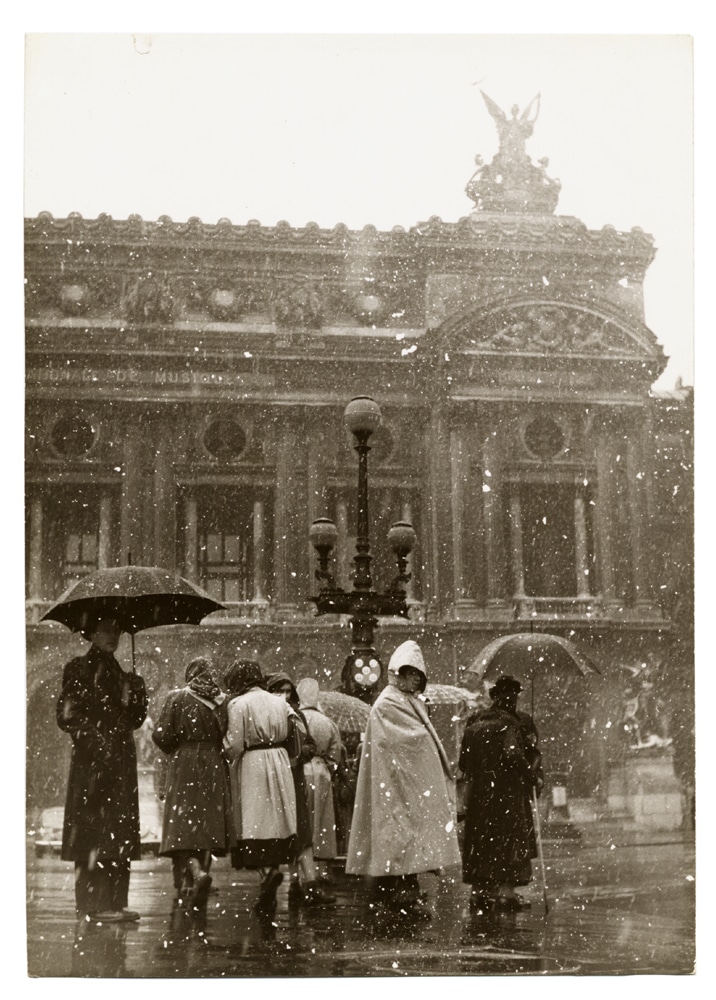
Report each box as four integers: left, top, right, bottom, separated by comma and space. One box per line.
28, 495, 43, 599
152, 430, 175, 570
183, 494, 198, 582
306, 418, 326, 598
425, 405, 454, 613
509, 490, 526, 600
98, 493, 112, 569
120, 418, 148, 566
574, 492, 591, 599
626, 427, 652, 609
336, 496, 349, 591
483, 428, 508, 607
594, 421, 617, 606
450, 424, 467, 602
252, 498, 266, 603
274, 414, 303, 613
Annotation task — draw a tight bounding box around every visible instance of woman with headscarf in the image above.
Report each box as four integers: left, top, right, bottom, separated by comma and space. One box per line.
346, 640, 461, 923
152, 656, 233, 913
296, 677, 344, 883
266, 672, 336, 907
223, 660, 300, 914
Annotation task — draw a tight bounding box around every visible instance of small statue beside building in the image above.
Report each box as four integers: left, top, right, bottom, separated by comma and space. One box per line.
619, 659, 673, 751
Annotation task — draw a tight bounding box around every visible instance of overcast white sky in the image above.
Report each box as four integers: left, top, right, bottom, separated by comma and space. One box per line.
23, 31, 695, 390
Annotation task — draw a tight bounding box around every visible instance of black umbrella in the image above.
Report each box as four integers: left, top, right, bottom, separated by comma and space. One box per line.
41, 565, 226, 663
468, 631, 600, 916
468, 631, 601, 687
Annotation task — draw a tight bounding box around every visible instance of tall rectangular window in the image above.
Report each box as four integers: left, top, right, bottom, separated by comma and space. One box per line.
507, 483, 596, 598
26, 485, 116, 600
183, 487, 272, 604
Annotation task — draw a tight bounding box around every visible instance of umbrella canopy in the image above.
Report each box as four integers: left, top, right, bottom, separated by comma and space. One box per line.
423, 683, 476, 705
468, 632, 601, 684
40, 565, 226, 636
317, 690, 370, 734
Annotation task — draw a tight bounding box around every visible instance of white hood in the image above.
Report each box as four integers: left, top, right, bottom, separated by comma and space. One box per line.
387, 640, 427, 681
296, 677, 321, 710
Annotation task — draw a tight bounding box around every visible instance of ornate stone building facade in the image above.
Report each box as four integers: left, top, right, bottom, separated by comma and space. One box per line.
25, 96, 693, 828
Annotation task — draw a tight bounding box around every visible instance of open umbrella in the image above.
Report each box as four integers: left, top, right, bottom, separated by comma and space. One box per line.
423, 683, 475, 705
468, 632, 601, 685
317, 690, 370, 734
468, 631, 600, 916
41, 565, 226, 664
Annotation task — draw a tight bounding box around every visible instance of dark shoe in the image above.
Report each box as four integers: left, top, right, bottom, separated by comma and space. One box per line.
88, 910, 124, 924
188, 873, 213, 912
121, 909, 140, 921
469, 893, 491, 914
303, 882, 337, 906
258, 870, 283, 906
287, 882, 304, 907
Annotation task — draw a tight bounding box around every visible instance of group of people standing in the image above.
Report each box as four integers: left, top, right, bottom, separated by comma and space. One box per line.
345, 640, 543, 921
56, 618, 543, 927
153, 658, 348, 917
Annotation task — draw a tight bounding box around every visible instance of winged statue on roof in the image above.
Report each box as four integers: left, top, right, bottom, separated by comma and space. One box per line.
480, 91, 540, 164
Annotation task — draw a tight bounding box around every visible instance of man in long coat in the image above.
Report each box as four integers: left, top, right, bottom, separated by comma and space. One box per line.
56, 617, 148, 922
346, 640, 461, 922
459, 675, 542, 912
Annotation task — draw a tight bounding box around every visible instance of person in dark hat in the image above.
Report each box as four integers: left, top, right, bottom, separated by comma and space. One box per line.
223, 660, 301, 916
56, 616, 148, 923
458, 674, 543, 913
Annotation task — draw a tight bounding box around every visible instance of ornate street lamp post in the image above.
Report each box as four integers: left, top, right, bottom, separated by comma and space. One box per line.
309, 396, 417, 702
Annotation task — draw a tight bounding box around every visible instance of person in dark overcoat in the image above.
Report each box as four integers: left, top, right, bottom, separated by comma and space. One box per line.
56, 617, 148, 922
152, 656, 234, 913
458, 675, 542, 913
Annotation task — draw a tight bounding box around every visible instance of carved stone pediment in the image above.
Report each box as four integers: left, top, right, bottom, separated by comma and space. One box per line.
434, 298, 663, 363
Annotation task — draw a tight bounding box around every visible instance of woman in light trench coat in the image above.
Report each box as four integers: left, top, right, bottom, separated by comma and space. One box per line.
224, 660, 301, 915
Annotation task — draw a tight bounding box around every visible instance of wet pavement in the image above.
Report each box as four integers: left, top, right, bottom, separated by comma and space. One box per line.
25, 827, 695, 979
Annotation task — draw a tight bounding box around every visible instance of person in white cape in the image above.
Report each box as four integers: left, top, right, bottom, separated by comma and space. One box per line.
345, 640, 460, 922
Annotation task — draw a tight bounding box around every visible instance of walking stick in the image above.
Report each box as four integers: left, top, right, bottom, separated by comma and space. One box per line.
532, 785, 549, 915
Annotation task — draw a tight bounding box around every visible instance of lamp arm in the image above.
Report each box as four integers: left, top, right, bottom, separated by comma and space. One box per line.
388, 550, 412, 594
